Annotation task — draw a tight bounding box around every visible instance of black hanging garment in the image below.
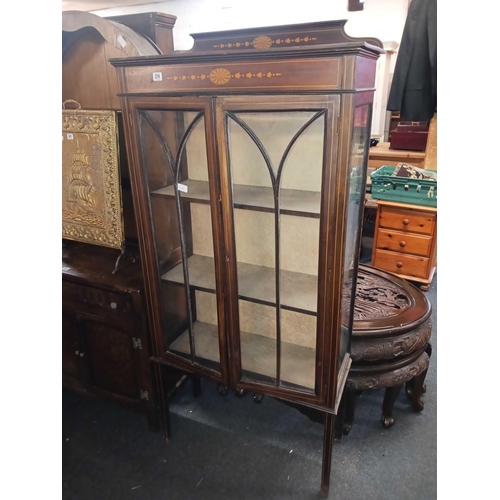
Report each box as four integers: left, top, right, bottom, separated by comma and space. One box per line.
387, 0, 437, 122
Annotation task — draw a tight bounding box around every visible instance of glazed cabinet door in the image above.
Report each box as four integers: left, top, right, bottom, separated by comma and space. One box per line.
215, 95, 341, 405
125, 97, 229, 383
338, 101, 374, 362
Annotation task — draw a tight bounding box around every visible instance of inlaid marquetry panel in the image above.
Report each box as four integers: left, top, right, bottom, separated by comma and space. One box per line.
123, 58, 341, 93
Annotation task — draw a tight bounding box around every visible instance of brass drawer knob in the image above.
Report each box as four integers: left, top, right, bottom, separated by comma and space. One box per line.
399, 241, 406, 248
396, 262, 403, 269
402, 219, 409, 226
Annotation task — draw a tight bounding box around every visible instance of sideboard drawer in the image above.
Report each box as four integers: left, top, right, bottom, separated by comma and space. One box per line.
372, 249, 429, 280
63, 281, 133, 315
378, 206, 436, 235
375, 229, 433, 257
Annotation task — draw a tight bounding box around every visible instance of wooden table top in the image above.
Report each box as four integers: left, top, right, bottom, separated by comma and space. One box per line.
369, 142, 426, 160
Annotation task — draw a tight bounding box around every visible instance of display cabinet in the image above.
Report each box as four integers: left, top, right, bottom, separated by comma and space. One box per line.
111, 20, 382, 494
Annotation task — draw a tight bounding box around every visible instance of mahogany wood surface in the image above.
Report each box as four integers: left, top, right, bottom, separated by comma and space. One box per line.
111, 20, 382, 495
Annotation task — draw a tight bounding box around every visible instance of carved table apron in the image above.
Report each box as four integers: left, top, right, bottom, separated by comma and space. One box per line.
337, 264, 432, 436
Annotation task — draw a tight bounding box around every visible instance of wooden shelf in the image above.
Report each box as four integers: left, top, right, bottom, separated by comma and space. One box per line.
170, 321, 316, 389
152, 179, 321, 218
161, 254, 318, 315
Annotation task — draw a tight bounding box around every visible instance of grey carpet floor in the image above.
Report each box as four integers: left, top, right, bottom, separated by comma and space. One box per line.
62, 275, 437, 500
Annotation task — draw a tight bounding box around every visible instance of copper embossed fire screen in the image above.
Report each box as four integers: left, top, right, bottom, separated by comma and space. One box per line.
62, 109, 124, 248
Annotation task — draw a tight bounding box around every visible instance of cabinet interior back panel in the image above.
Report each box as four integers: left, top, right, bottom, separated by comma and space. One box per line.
185, 110, 324, 193
191, 204, 319, 275
195, 290, 316, 349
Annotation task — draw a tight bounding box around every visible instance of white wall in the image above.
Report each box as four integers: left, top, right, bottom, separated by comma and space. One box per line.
92, 0, 410, 137
93, 0, 409, 51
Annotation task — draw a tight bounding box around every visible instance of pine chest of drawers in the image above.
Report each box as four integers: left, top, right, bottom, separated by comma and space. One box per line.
371, 201, 437, 290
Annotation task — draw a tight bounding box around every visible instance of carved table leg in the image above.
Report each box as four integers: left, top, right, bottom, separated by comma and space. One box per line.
234, 388, 248, 398
408, 370, 427, 412
343, 387, 358, 436
321, 412, 335, 496
381, 384, 403, 429
406, 344, 431, 410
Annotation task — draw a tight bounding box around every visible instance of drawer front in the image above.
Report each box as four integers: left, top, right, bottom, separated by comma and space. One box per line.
376, 228, 433, 257
379, 206, 436, 235
373, 249, 430, 280
62, 281, 134, 316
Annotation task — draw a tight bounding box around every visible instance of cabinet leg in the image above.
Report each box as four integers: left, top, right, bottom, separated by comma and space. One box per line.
321, 412, 335, 496
154, 363, 172, 443
381, 384, 403, 429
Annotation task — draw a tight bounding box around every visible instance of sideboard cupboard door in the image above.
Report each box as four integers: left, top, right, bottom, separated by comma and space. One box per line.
126, 97, 229, 384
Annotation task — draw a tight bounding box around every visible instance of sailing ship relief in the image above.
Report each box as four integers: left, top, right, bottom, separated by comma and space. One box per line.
68, 151, 98, 208
62, 109, 124, 249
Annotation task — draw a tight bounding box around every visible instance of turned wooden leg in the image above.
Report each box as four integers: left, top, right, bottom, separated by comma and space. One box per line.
321, 412, 335, 496
381, 384, 403, 429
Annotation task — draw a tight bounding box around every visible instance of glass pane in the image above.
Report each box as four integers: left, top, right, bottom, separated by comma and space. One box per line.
340, 105, 371, 363
138, 109, 220, 372
279, 114, 324, 391
227, 110, 324, 392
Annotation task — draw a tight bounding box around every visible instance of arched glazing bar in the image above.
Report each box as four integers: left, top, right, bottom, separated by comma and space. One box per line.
139, 110, 205, 363
227, 110, 325, 387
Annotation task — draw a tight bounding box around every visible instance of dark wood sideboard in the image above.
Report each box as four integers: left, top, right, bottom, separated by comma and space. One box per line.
62, 11, 187, 434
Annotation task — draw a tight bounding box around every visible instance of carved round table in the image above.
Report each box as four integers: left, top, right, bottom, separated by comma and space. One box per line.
336, 264, 432, 436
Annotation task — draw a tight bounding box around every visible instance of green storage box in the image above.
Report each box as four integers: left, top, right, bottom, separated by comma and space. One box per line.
370, 165, 437, 207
